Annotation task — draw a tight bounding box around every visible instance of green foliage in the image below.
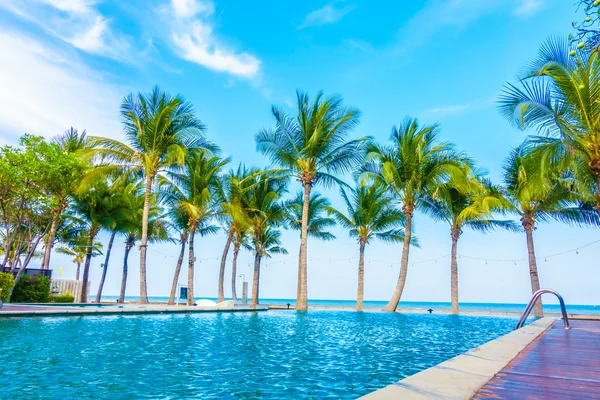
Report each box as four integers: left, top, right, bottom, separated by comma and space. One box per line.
286, 192, 336, 240
0, 272, 15, 302
11, 275, 51, 303
52, 293, 75, 303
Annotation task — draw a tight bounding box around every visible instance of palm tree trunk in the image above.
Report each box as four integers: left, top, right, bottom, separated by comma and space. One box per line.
187, 227, 197, 306
41, 203, 64, 270
297, 183, 311, 311
118, 242, 133, 303
231, 244, 240, 301
595, 173, 600, 216
250, 252, 261, 308
138, 174, 153, 304
75, 262, 81, 280
523, 214, 543, 317
168, 233, 188, 305
95, 230, 116, 303
357, 241, 366, 311
383, 205, 413, 312
218, 229, 234, 303
80, 227, 98, 303
450, 228, 460, 314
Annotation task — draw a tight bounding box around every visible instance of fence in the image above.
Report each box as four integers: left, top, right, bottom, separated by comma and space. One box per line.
50, 279, 89, 301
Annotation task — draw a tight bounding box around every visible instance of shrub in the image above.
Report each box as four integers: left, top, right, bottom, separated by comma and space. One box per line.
52, 292, 75, 303
11, 275, 51, 303
0, 272, 15, 302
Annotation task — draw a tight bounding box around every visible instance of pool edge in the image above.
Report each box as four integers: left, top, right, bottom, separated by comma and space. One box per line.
359, 317, 556, 400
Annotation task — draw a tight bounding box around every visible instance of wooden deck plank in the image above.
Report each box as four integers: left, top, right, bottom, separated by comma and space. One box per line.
474, 320, 600, 399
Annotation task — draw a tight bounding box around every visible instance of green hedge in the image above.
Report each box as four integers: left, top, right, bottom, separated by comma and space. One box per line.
11, 275, 51, 303
0, 272, 15, 302
52, 293, 75, 303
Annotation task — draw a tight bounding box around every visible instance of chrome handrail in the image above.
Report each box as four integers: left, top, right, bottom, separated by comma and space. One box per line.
515, 289, 570, 330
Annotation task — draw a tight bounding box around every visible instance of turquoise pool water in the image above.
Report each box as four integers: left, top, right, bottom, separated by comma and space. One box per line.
0, 311, 517, 399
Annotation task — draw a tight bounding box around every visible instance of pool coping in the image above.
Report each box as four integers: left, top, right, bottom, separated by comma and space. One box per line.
359, 317, 556, 400
0, 304, 268, 318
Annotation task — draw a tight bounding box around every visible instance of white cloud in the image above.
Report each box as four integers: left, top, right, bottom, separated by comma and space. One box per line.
513, 0, 543, 17
299, 3, 355, 29
0, 0, 132, 62
167, 0, 261, 78
0, 30, 123, 144
171, 0, 213, 19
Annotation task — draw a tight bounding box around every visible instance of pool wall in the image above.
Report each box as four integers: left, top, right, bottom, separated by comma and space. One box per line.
360, 318, 555, 400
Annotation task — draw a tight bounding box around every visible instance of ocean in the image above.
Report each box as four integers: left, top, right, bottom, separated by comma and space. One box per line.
100, 296, 600, 315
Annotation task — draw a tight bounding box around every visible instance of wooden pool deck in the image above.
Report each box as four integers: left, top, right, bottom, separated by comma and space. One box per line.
474, 319, 600, 399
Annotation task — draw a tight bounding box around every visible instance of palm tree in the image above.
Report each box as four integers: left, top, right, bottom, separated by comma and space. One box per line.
286, 191, 336, 301
55, 231, 102, 280
249, 226, 287, 308
255, 91, 367, 310
363, 117, 468, 312
421, 173, 519, 314
73, 181, 130, 303
94, 180, 141, 303
217, 165, 254, 302
498, 37, 600, 216
231, 229, 251, 301
86, 86, 209, 303
502, 146, 600, 316
117, 212, 172, 304
165, 150, 228, 305
243, 172, 288, 308
167, 207, 189, 305
327, 182, 407, 311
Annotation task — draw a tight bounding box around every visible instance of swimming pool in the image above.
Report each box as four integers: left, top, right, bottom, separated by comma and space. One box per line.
0, 311, 518, 398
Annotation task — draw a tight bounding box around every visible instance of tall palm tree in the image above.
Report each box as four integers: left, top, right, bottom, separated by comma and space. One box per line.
327, 182, 407, 311
217, 165, 255, 302
421, 174, 519, 314
364, 118, 468, 312
86, 86, 209, 303
502, 146, 599, 316
287, 191, 336, 301
165, 150, 228, 305
73, 181, 130, 303
243, 172, 288, 308
255, 91, 367, 310
249, 226, 287, 308
498, 37, 600, 215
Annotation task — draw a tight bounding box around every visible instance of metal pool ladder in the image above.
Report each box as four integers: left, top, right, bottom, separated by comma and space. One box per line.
515, 289, 570, 330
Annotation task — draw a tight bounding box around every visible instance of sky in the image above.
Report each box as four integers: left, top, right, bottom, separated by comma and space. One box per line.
1, 0, 598, 307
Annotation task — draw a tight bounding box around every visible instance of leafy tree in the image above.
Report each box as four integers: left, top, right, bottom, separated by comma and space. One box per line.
421, 173, 519, 314
502, 146, 599, 316
40, 128, 89, 270
363, 118, 468, 312
86, 86, 209, 303
256, 91, 367, 310
327, 182, 407, 311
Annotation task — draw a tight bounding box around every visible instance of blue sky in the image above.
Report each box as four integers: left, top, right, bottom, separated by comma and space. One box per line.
1, 0, 598, 306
